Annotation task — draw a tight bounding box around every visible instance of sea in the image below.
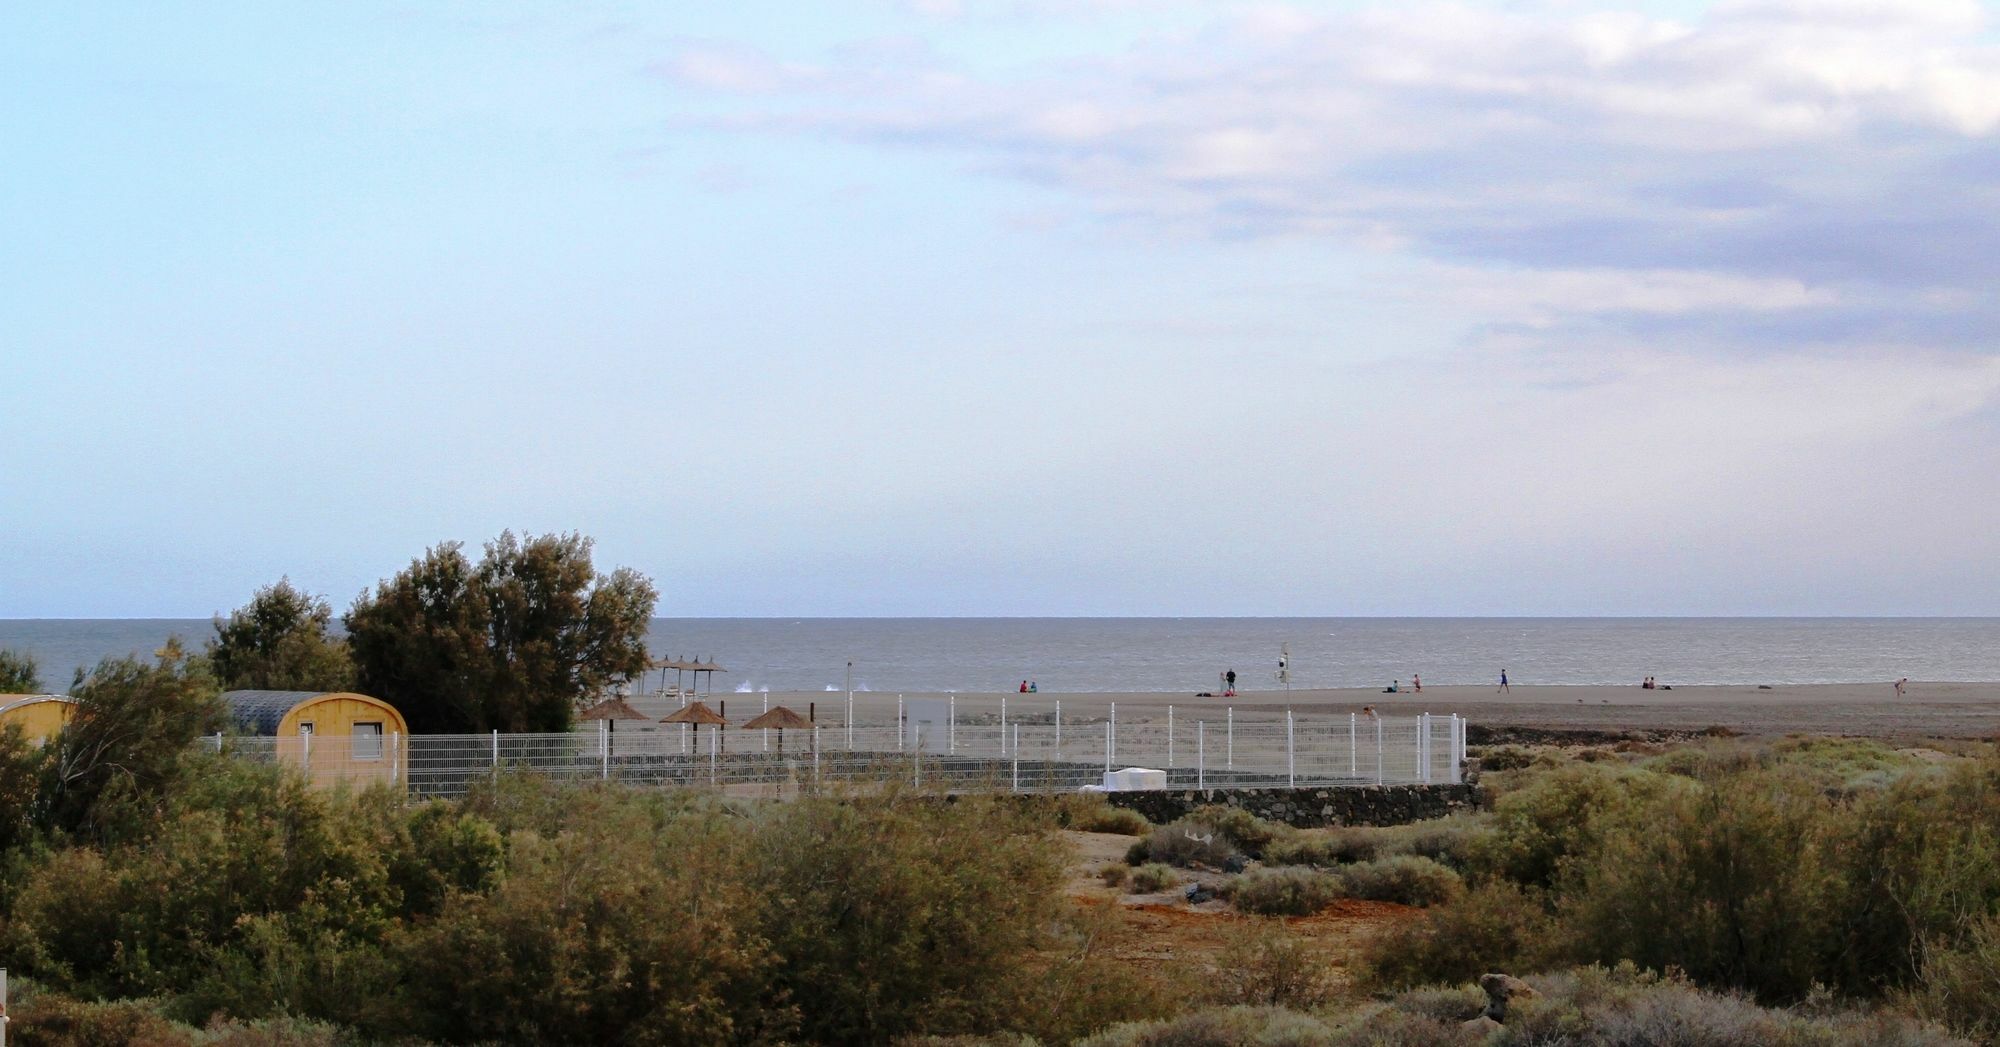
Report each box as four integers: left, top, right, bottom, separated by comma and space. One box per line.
2, 618, 1998, 693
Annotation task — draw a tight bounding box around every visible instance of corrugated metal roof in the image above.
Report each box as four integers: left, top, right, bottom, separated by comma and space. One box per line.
221, 690, 329, 735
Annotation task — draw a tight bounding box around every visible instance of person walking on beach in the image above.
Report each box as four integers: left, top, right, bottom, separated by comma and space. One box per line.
1226, 669, 1237, 691
1895, 677, 1908, 698
1412, 674, 1422, 693
1498, 669, 1510, 693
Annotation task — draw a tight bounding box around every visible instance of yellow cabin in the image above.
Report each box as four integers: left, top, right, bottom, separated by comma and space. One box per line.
0, 694, 77, 745
222, 689, 409, 788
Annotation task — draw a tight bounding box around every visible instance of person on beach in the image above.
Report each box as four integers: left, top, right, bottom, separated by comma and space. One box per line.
1019, 680, 1028, 693
1029, 680, 1038, 693
1226, 669, 1237, 691
1412, 674, 1421, 693
1384, 680, 1399, 693
1895, 677, 1908, 698
1499, 669, 1510, 693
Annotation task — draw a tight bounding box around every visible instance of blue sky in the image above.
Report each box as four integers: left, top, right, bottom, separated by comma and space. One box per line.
6, 0, 2000, 618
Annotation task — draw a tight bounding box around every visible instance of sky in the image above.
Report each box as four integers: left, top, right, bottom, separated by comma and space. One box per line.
5, 0, 2000, 618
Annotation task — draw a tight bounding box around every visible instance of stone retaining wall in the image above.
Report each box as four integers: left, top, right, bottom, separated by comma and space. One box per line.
1102, 783, 1478, 828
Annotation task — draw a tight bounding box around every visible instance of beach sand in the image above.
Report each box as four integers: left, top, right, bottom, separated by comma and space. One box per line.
733, 682, 2000, 740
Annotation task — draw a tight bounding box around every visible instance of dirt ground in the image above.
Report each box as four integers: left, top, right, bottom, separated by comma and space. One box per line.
1059, 831, 1420, 990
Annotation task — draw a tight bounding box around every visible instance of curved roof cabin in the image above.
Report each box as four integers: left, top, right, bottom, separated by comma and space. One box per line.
222, 690, 408, 788
0, 694, 76, 745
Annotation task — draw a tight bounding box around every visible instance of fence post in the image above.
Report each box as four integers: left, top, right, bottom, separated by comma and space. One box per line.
1197, 721, 1205, 790
847, 694, 854, 751
1375, 717, 1384, 785
913, 725, 922, 787
1054, 699, 1061, 754
710, 726, 718, 785
1226, 707, 1234, 769
1011, 724, 1020, 792
1104, 720, 1112, 776
1000, 695, 1007, 754
814, 725, 822, 785
1109, 703, 1116, 763
1420, 713, 1432, 784
1349, 713, 1357, 777
949, 695, 956, 754
391, 731, 400, 787
1167, 705, 1174, 768
213, 731, 223, 754
1286, 709, 1295, 788
897, 695, 904, 751
302, 728, 311, 772
601, 722, 610, 780
491, 729, 499, 782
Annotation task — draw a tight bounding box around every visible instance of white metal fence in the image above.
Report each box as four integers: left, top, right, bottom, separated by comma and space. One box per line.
221, 710, 1468, 799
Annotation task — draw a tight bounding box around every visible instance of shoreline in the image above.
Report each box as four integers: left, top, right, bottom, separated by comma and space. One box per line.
700, 682, 2000, 739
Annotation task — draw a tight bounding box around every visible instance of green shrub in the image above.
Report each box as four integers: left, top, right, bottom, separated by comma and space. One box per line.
750, 791, 1070, 1045
1474, 745, 1537, 771
1470, 762, 1685, 888
1558, 771, 1840, 1000
1359, 882, 1557, 991
1048, 795, 1152, 836
1228, 867, 1346, 917
1130, 862, 1179, 893
1264, 828, 1375, 867
1337, 856, 1463, 907
385, 801, 781, 1046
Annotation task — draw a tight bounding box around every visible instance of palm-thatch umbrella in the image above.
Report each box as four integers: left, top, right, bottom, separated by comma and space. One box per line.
580, 696, 649, 750
663, 699, 729, 754
743, 705, 811, 752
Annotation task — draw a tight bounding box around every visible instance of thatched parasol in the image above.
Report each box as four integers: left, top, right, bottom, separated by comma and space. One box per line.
661, 700, 727, 726
663, 699, 728, 754
579, 697, 650, 723
743, 704, 811, 752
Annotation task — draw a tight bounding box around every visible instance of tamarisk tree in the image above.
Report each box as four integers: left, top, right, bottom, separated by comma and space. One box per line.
345, 532, 656, 733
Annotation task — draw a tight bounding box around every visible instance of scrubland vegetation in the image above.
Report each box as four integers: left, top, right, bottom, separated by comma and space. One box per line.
5, 651, 2000, 1044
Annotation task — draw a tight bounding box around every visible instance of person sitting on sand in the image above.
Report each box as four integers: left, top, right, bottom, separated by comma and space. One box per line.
1383, 680, 1399, 693
1019, 680, 1028, 693
1029, 680, 1038, 693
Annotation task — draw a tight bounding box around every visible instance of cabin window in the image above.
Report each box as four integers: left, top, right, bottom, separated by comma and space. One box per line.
298, 722, 314, 735
353, 721, 384, 760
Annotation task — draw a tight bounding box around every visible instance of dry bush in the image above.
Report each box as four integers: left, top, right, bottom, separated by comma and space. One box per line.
1211, 919, 1335, 1009
1130, 862, 1179, 893
1098, 863, 1129, 888
1501, 965, 1971, 1047
1183, 806, 1293, 858
1132, 820, 1239, 869
1227, 867, 1346, 917
1076, 1006, 1341, 1047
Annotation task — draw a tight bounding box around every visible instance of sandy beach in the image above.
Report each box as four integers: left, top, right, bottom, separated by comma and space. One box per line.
728, 682, 2000, 740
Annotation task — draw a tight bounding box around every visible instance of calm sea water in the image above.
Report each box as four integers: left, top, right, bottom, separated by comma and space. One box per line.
1, 618, 1996, 693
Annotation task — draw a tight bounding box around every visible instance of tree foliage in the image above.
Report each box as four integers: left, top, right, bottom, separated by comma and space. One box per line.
207, 579, 355, 692
0, 647, 41, 692
37, 642, 227, 843
344, 531, 656, 733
